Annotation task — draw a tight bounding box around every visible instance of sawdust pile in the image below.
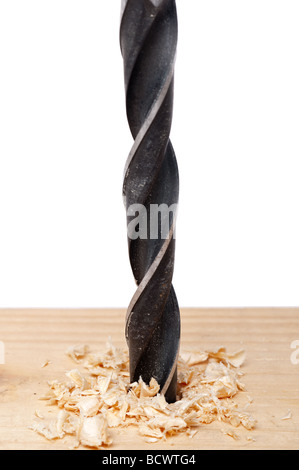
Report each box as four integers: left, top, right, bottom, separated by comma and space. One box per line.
30, 340, 256, 449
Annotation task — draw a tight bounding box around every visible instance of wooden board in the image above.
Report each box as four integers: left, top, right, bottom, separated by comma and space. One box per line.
0, 307, 298, 450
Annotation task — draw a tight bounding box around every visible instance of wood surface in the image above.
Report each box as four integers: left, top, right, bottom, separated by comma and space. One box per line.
0, 307, 298, 450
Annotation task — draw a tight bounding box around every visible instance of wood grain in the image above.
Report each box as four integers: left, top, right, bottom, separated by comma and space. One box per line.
0, 308, 298, 450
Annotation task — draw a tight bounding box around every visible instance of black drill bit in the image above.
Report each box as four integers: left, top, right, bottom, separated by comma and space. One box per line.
120, 0, 180, 403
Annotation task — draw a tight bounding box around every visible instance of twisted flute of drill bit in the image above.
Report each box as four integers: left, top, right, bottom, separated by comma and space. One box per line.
120, 0, 180, 403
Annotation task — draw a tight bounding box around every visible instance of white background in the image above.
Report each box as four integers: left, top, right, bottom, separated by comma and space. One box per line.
0, 1, 298, 308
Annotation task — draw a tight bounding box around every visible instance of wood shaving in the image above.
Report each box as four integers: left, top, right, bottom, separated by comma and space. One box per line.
207, 347, 246, 368
281, 410, 292, 420
30, 341, 256, 449
78, 415, 112, 449
66, 344, 90, 363
34, 410, 45, 419
221, 428, 239, 440
41, 360, 51, 368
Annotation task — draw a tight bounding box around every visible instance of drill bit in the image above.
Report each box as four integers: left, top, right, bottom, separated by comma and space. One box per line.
120, 0, 180, 403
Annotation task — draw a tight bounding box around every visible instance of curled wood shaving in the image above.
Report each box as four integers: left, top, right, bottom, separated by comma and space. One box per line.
30, 342, 256, 449
66, 344, 90, 363
281, 410, 292, 420
78, 415, 112, 449
207, 347, 246, 368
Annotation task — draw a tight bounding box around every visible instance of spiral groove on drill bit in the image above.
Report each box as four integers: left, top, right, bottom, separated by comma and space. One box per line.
120, 0, 180, 403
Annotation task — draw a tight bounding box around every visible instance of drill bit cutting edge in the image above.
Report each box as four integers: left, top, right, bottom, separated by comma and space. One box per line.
120, 0, 180, 403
